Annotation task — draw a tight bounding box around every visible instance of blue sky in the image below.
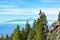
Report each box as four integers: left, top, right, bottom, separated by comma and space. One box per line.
0, 0, 60, 24
0, 0, 60, 35
0, 0, 60, 14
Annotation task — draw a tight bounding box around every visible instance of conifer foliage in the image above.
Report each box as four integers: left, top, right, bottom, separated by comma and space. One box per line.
10, 25, 21, 40
58, 11, 60, 21
4, 34, 9, 40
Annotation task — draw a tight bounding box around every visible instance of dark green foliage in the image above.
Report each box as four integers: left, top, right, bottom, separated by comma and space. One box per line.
10, 34, 13, 40
58, 11, 60, 21
25, 21, 31, 33
27, 28, 35, 40
58, 11, 60, 40
34, 10, 48, 40
4, 34, 9, 40
39, 10, 42, 15
32, 20, 36, 30
27, 20, 36, 40
0, 34, 4, 40
25, 21, 31, 40
27, 10, 48, 40
11, 25, 21, 40
21, 28, 26, 40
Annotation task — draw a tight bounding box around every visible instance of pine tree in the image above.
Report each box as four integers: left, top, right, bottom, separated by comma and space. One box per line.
4, 34, 9, 40
0, 34, 4, 40
27, 20, 36, 40
25, 21, 31, 40
21, 28, 26, 40
10, 34, 13, 40
34, 10, 47, 40
39, 10, 42, 15
11, 25, 21, 40
27, 28, 35, 40
32, 20, 36, 30
43, 12, 49, 34
58, 11, 60, 21
58, 11, 60, 40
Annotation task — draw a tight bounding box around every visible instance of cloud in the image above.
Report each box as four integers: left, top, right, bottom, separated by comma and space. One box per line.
0, 8, 60, 14
0, 0, 60, 15
0, 8, 40, 14
41, 8, 60, 14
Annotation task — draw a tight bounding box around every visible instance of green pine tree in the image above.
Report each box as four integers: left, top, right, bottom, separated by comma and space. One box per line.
25, 21, 31, 40
43, 12, 49, 34
39, 10, 42, 15
27, 28, 35, 40
21, 28, 26, 40
11, 25, 21, 40
4, 34, 9, 40
58, 11, 60, 21
58, 11, 60, 40
0, 34, 4, 40
10, 34, 13, 40
27, 20, 36, 40
32, 20, 36, 30
34, 10, 47, 40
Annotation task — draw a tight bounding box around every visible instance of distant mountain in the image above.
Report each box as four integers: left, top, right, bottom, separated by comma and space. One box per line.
6, 18, 35, 22
0, 23, 25, 35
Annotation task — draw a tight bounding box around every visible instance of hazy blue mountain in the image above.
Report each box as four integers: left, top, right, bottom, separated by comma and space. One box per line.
6, 18, 34, 22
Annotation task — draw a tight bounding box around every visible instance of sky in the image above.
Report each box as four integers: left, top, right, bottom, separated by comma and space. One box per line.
0, 0, 60, 24
0, 0, 60, 14
0, 0, 60, 35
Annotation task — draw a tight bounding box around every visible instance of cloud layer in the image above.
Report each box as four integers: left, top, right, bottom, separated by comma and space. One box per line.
0, 7, 60, 14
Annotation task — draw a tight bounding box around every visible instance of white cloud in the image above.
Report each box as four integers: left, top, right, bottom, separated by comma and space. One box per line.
0, 7, 60, 14
9, 21, 33, 24
0, 8, 39, 14
41, 8, 60, 14
8, 22, 26, 24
